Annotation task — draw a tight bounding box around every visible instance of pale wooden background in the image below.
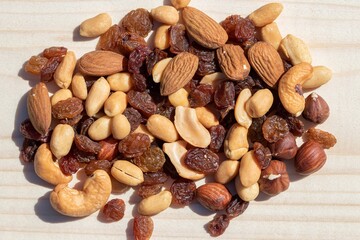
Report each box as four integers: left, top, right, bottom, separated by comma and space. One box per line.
1, 0, 360, 239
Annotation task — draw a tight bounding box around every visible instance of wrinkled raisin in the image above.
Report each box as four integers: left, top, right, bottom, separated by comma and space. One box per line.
52, 97, 83, 119
207, 214, 230, 237
262, 115, 289, 143
78, 117, 94, 135
120, 8, 153, 38
25, 56, 48, 75
253, 142, 272, 169
20, 138, 40, 162
209, 124, 226, 152
118, 31, 147, 56
58, 154, 80, 175
214, 81, 235, 118
225, 195, 249, 219
169, 24, 189, 54
304, 128, 337, 149
102, 198, 125, 222
133, 146, 166, 172
163, 158, 180, 179
127, 90, 156, 118
123, 107, 143, 132
97, 137, 119, 161
74, 134, 101, 154
188, 84, 214, 108
138, 184, 163, 198
189, 42, 217, 76
234, 76, 256, 95
85, 160, 112, 176
59, 113, 83, 126
146, 48, 168, 75
97, 24, 122, 53
70, 147, 96, 163
142, 171, 168, 186
220, 109, 236, 129
248, 116, 267, 145
20, 119, 50, 142
40, 56, 62, 82
132, 73, 147, 92
184, 148, 219, 174
170, 178, 196, 205
42, 46, 67, 58
133, 215, 153, 240
221, 15, 256, 49
155, 99, 175, 120
118, 133, 151, 158
128, 46, 152, 74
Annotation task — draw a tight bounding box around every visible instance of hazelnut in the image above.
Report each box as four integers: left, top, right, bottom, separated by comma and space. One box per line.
295, 140, 327, 175
258, 160, 290, 196
196, 182, 232, 211
269, 132, 297, 160
302, 92, 330, 124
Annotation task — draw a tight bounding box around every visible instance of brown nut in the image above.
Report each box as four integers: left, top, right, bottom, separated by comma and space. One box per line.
302, 92, 330, 124
258, 160, 290, 196
295, 140, 327, 175
196, 183, 232, 211
269, 132, 298, 160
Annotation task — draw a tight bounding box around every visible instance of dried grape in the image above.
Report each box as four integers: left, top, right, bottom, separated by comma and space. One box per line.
85, 160, 112, 176
207, 214, 230, 237
120, 8, 153, 37
25, 56, 48, 75
74, 134, 101, 154
253, 142, 272, 169
118, 133, 151, 158
118, 31, 147, 56
20, 119, 50, 142
40, 56, 62, 82
169, 24, 189, 54
102, 198, 125, 222
127, 90, 156, 118
142, 171, 168, 186
133, 215, 153, 240
133, 146, 166, 172
262, 115, 289, 143
58, 154, 80, 175
128, 46, 152, 74
42, 46, 67, 58
184, 148, 219, 174
304, 128, 337, 149
225, 195, 249, 219
170, 178, 196, 205
209, 124, 226, 152
138, 184, 163, 198
123, 107, 143, 132
52, 97, 83, 120
188, 84, 214, 108
97, 24, 122, 53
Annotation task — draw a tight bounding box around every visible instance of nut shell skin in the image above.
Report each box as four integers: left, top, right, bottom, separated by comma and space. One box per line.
269, 132, 298, 160
258, 160, 289, 196
302, 92, 330, 124
295, 140, 327, 175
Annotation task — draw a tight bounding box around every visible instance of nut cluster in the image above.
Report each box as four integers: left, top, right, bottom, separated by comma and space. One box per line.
20, 1, 337, 238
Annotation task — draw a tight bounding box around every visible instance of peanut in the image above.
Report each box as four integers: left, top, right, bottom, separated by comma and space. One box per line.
239, 150, 261, 187
138, 190, 172, 216
248, 3, 283, 27
111, 160, 144, 186
107, 72, 133, 92
104, 91, 127, 117
151, 6, 179, 25
224, 123, 249, 160
154, 25, 171, 50
51, 89, 72, 106
50, 124, 74, 159
147, 114, 179, 143
111, 114, 131, 140
88, 116, 112, 141
235, 176, 260, 201
195, 106, 220, 129
214, 160, 240, 185
260, 22, 282, 50
54, 51, 76, 89
234, 88, 252, 129
302, 66, 332, 89
171, 0, 191, 9
152, 58, 172, 83
71, 73, 87, 100
245, 88, 273, 118
279, 34, 312, 65
133, 124, 155, 142
85, 77, 110, 116
168, 88, 190, 107
80, 13, 112, 38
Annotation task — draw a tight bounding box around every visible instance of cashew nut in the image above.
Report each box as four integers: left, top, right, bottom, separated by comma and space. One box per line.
302, 66, 332, 89
163, 140, 205, 180
174, 106, 211, 148
234, 88, 252, 128
50, 170, 111, 217
224, 123, 249, 160
34, 143, 72, 185
278, 62, 313, 116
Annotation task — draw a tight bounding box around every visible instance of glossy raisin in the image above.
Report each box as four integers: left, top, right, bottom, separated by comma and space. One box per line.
25, 56, 48, 75
42, 46, 67, 58
184, 148, 219, 174
142, 171, 168, 186
214, 81, 235, 118
123, 107, 143, 132
132, 73, 147, 92
127, 90, 156, 118
20, 119, 50, 142
163, 158, 180, 179
155, 99, 175, 120
209, 124, 226, 152
133, 215, 154, 240
97, 24, 122, 53
52, 97, 83, 120
170, 178, 196, 205
78, 117, 94, 135
133, 146, 166, 172
85, 160, 112, 176
74, 134, 101, 154
40, 56, 62, 82
138, 184, 163, 198
207, 214, 230, 237
221, 15, 256, 49
169, 24, 189, 54
188, 84, 214, 108
102, 198, 125, 222
70, 147, 96, 163
234, 76, 256, 95
262, 115, 289, 143
58, 154, 80, 175
248, 116, 267, 145
189, 42, 217, 76
118, 133, 151, 158
120, 8, 153, 37
20, 138, 40, 162
59, 113, 83, 126
225, 195, 249, 219
304, 128, 337, 149
118, 31, 147, 56
146, 48, 168, 75
97, 137, 119, 161
253, 142, 272, 169
128, 46, 152, 74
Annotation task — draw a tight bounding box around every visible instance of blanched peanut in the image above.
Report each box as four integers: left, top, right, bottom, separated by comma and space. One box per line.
71, 73, 87, 100
104, 91, 127, 117
171, 0, 191, 9
215, 160, 240, 184
195, 106, 219, 129
235, 176, 259, 201
138, 190, 172, 216
199, 72, 227, 88
51, 89, 72, 106
152, 58, 172, 83
245, 89, 273, 118
302, 66, 332, 89
147, 114, 179, 142
260, 22, 282, 50
133, 124, 155, 142
151, 6, 179, 25
234, 88, 252, 129
239, 150, 261, 187
224, 124, 249, 160
154, 25, 171, 50
54, 51, 76, 89
85, 77, 110, 116
168, 88, 190, 107
279, 34, 312, 65
248, 3, 283, 27
107, 72, 133, 92
111, 160, 144, 186
80, 13, 112, 38
50, 124, 74, 159
88, 116, 112, 141
111, 114, 131, 140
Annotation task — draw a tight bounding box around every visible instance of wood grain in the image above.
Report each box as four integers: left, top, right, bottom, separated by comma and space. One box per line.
1, 0, 360, 239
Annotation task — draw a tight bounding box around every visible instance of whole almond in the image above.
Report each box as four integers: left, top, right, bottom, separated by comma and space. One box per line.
196, 182, 232, 211
160, 52, 198, 96
27, 82, 51, 135
182, 6, 228, 49
248, 41, 285, 88
78, 50, 126, 76
217, 44, 250, 80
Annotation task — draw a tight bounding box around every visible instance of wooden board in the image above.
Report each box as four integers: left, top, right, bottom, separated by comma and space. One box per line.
1, 0, 360, 239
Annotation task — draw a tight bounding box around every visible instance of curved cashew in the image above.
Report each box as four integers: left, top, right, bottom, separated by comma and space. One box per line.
34, 143, 72, 185
278, 62, 313, 117
234, 88, 252, 128
174, 106, 211, 148
50, 170, 111, 217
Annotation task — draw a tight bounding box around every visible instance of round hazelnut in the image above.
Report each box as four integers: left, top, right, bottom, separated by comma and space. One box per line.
295, 140, 327, 175
269, 132, 297, 160
302, 92, 330, 124
258, 160, 290, 196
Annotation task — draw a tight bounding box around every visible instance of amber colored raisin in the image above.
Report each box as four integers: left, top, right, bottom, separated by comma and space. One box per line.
138, 184, 163, 198
214, 81, 235, 118
253, 142, 272, 169
146, 48, 168, 75
133, 146, 166, 172
118, 133, 151, 158
169, 24, 189, 54
209, 124, 226, 153
58, 154, 80, 175
102, 198, 125, 222
40, 56, 62, 82
189, 42, 217, 76
128, 46, 152, 74
42, 46, 67, 58
170, 178, 196, 205
20, 138, 40, 162
74, 134, 101, 154
118, 31, 147, 56
248, 116, 267, 145
120, 8, 153, 38
304, 128, 337, 149
25, 56, 48, 75
184, 148, 219, 174
142, 171, 168, 186
225, 195, 249, 219
97, 24, 122, 53
85, 160, 112, 176
20, 119, 50, 142
123, 107, 143, 132
286, 115, 305, 137
127, 90, 156, 118
133, 215, 154, 240
97, 137, 119, 161
262, 115, 289, 143
52, 97, 83, 120
188, 84, 214, 108
207, 214, 230, 237
221, 15, 256, 49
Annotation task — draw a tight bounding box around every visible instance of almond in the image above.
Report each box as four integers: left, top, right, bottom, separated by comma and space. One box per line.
217, 44, 251, 80
78, 50, 127, 76
247, 41, 285, 88
182, 6, 228, 49
196, 182, 232, 211
160, 52, 198, 96
27, 82, 51, 135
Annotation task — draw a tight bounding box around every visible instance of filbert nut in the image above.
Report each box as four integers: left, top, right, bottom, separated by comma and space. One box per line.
258, 160, 290, 196
269, 132, 298, 160
302, 92, 330, 124
295, 140, 327, 175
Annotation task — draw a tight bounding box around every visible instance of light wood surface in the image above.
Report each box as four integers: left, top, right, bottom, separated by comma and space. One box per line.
1, 0, 360, 239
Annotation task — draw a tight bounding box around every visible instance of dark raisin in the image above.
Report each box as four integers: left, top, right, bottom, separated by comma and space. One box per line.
146, 48, 168, 75
59, 113, 83, 126
120, 8, 153, 37
102, 198, 125, 222
248, 116, 267, 145
169, 24, 189, 54
207, 214, 230, 237
52, 97, 83, 120
184, 148, 219, 174
253, 142, 272, 169
189, 42, 217, 76
20, 138, 40, 162
170, 178, 196, 205
70, 147, 96, 163
85, 160, 112, 176
123, 107, 143, 132
78, 117, 94, 135
209, 124, 226, 153
58, 154, 80, 175
132, 73, 147, 92
118, 133, 151, 158
262, 115, 289, 143
163, 158, 180, 179
142, 171, 168, 186
188, 84, 214, 108
155, 99, 175, 120
220, 109, 236, 129
234, 76, 256, 95
127, 90, 156, 118
118, 31, 147, 56
128, 46, 152, 74
133, 146, 166, 172
225, 195, 249, 219
214, 81, 235, 118
133, 215, 153, 240
137, 184, 163, 198
20, 119, 50, 142
97, 25, 122, 53
42, 46, 67, 58
74, 134, 101, 154
40, 56, 62, 82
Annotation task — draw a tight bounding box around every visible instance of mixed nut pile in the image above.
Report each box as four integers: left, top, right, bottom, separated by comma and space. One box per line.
20, 0, 337, 238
